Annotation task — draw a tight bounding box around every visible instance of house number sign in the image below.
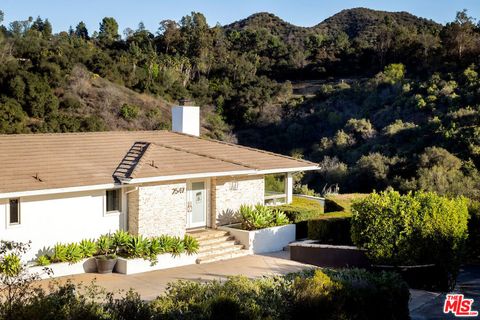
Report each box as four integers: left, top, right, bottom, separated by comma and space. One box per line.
172, 187, 185, 195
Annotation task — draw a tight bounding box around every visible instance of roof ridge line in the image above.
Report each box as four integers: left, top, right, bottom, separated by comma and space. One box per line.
169, 131, 318, 166
151, 141, 260, 170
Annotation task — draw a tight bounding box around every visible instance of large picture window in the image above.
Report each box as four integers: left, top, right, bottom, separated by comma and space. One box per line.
264, 174, 287, 205
106, 189, 121, 213
8, 198, 20, 225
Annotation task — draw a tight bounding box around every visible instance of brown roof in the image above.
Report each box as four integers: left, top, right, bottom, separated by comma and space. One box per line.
0, 131, 318, 194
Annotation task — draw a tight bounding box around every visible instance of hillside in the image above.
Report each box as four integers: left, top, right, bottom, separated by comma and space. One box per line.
0, 7, 479, 198
315, 7, 442, 37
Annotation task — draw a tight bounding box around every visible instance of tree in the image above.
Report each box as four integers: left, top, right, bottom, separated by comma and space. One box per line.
75, 21, 89, 39
0, 99, 28, 133
98, 17, 119, 44
441, 10, 478, 60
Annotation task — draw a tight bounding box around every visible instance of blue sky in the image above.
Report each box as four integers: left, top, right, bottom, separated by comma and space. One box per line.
1, 0, 479, 34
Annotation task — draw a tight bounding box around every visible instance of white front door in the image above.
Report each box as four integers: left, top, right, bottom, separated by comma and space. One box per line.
187, 180, 208, 228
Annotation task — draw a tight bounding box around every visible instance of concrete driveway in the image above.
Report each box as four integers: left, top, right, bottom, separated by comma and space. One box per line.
40, 251, 312, 300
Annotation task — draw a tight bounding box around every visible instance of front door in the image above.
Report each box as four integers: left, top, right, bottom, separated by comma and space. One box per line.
187, 180, 207, 228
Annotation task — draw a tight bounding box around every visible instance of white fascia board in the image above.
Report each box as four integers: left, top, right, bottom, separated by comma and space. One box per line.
254, 166, 321, 175
126, 169, 257, 185
0, 183, 119, 200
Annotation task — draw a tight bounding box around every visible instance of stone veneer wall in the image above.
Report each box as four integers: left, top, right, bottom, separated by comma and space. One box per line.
129, 180, 187, 237
212, 175, 264, 227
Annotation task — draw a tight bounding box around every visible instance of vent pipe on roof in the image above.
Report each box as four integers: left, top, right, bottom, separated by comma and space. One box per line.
172, 99, 200, 137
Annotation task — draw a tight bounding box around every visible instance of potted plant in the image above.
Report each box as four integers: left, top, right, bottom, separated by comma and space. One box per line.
95, 234, 117, 274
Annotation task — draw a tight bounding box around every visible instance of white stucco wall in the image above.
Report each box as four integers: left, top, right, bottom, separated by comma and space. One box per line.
0, 190, 123, 261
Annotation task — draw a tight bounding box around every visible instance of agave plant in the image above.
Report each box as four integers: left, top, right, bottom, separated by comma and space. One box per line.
51, 243, 68, 263
157, 235, 174, 253
79, 239, 97, 257
112, 230, 131, 255
96, 234, 114, 257
170, 237, 185, 257
36, 255, 51, 266
183, 235, 199, 255
127, 235, 150, 258
272, 209, 290, 227
240, 204, 289, 230
65, 243, 83, 263
149, 237, 162, 256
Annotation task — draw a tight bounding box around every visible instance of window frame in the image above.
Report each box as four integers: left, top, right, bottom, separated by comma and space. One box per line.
105, 189, 122, 216
264, 173, 287, 206
6, 198, 21, 228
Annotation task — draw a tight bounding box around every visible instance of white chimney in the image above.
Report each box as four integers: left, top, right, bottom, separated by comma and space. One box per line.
171, 101, 200, 137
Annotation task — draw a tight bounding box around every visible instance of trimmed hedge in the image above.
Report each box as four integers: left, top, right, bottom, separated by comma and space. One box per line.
467, 200, 480, 261
351, 190, 469, 290
276, 196, 324, 239
308, 217, 352, 245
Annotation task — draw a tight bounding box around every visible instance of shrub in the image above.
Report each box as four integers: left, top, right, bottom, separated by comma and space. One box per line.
308, 217, 352, 245
277, 196, 324, 239
119, 103, 140, 120
467, 200, 480, 261
183, 235, 200, 255
240, 204, 289, 230
351, 190, 469, 290
291, 269, 410, 319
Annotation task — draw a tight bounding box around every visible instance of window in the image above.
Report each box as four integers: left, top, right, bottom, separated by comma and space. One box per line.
264, 174, 287, 205
106, 189, 121, 213
8, 199, 20, 225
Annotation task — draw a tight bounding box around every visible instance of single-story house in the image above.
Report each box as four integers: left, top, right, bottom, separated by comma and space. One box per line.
0, 105, 319, 260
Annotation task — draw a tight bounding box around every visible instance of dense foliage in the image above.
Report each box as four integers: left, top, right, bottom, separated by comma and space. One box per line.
1, 269, 409, 320
351, 190, 469, 289
0, 8, 480, 196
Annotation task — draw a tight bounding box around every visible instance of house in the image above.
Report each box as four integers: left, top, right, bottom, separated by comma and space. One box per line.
0, 105, 319, 261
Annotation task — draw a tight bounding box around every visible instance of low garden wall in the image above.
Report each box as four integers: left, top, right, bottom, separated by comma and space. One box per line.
30, 258, 97, 279
219, 223, 296, 254
115, 253, 198, 275
289, 241, 369, 268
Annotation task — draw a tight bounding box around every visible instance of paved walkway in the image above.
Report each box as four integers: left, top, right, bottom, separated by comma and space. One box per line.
40, 251, 312, 300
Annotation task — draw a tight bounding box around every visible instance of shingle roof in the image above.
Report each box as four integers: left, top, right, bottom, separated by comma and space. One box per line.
0, 131, 318, 194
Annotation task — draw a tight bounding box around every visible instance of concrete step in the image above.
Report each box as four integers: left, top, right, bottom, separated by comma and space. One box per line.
196, 249, 250, 264
189, 230, 230, 241
198, 240, 240, 253
198, 244, 245, 258
196, 235, 236, 246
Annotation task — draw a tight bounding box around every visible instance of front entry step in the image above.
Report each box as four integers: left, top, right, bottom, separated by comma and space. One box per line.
188, 229, 250, 264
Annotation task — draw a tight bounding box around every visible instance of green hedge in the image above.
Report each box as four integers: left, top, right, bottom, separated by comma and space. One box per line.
276, 196, 324, 239
308, 217, 352, 245
467, 200, 480, 261
351, 190, 469, 290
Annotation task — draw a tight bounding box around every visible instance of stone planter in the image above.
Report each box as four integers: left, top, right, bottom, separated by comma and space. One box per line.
289, 240, 369, 268
219, 223, 296, 254
29, 258, 97, 279
114, 253, 198, 275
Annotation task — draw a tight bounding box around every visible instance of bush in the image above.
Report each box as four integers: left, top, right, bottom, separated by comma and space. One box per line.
291, 269, 410, 320
239, 204, 289, 230
308, 217, 352, 245
277, 197, 324, 239
119, 103, 140, 120
351, 190, 469, 290
467, 200, 480, 261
